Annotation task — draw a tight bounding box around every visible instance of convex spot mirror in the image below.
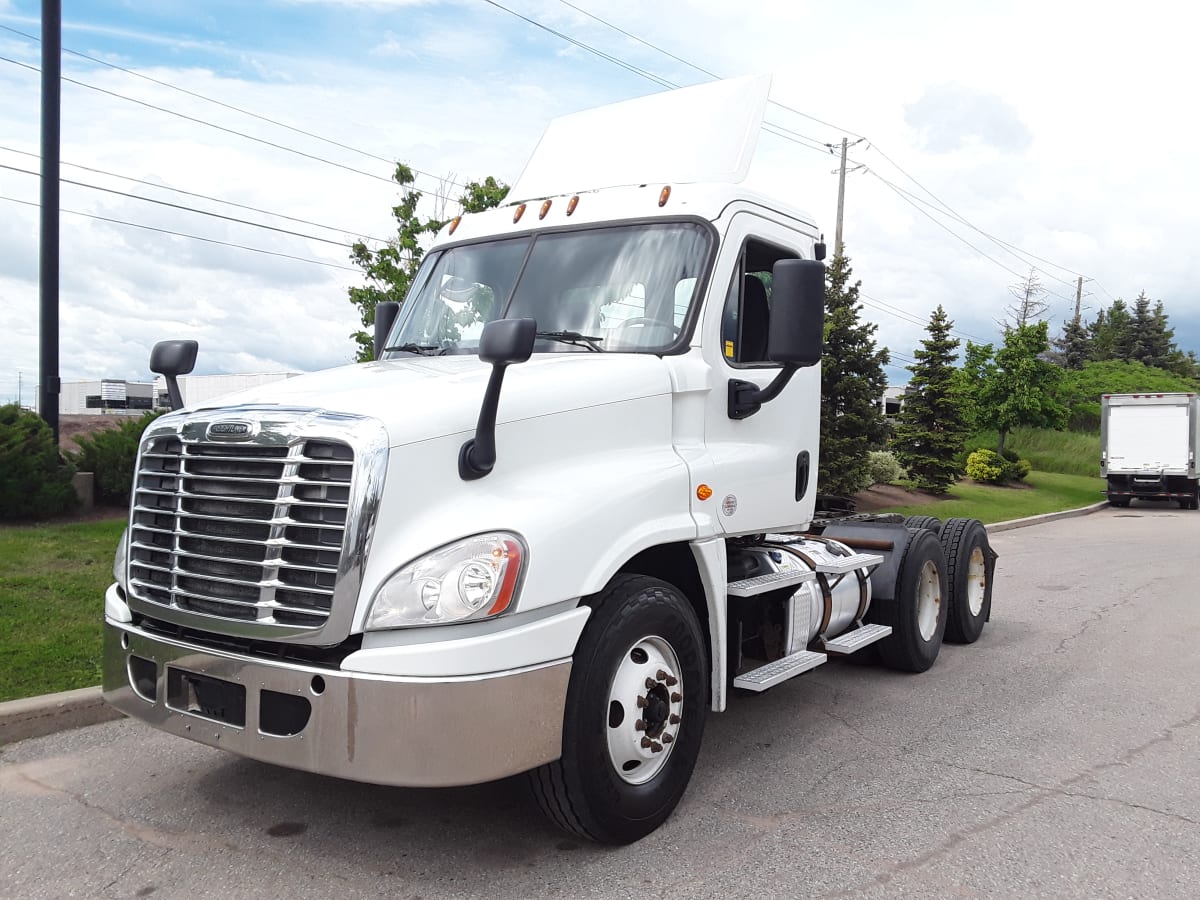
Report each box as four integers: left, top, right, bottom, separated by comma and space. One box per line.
149, 340, 198, 377
767, 258, 824, 368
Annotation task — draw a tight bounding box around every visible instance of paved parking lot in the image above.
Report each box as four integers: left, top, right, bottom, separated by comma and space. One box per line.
3, 505, 1198, 898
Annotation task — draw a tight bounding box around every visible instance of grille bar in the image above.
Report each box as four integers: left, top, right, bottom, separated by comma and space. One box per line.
128, 431, 355, 631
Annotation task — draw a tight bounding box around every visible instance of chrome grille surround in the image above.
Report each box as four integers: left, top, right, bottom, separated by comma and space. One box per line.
126, 406, 389, 645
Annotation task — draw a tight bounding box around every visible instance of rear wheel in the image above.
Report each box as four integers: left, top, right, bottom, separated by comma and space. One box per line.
903, 514, 942, 534
939, 518, 994, 644
869, 528, 948, 672
529, 574, 707, 844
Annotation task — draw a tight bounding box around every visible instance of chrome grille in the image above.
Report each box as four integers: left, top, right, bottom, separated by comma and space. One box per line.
129, 436, 355, 630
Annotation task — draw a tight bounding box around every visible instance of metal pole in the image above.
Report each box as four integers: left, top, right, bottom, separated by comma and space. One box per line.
834, 137, 848, 259
39, 0, 62, 441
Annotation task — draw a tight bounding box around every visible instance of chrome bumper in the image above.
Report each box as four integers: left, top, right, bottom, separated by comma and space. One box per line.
103, 620, 571, 787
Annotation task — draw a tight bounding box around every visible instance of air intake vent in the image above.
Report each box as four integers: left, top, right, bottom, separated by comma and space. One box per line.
128, 434, 355, 631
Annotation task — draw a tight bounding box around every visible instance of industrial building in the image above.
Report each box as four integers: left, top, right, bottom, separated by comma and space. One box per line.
60, 372, 300, 415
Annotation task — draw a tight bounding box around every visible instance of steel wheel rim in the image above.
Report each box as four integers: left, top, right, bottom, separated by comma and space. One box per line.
605, 635, 684, 785
966, 546, 987, 616
917, 559, 941, 641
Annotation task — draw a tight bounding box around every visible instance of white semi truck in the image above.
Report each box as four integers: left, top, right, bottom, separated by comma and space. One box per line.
103, 76, 997, 844
1101, 392, 1200, 509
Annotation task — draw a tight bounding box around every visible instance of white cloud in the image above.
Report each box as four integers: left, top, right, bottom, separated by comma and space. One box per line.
2, 0, 1199, 407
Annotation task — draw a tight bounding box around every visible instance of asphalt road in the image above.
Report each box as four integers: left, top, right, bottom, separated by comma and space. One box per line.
3, 506, 1198, 899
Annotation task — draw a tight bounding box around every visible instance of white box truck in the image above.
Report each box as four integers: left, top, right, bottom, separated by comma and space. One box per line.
103, 76, 997, 843
1101, 392, 1200, 509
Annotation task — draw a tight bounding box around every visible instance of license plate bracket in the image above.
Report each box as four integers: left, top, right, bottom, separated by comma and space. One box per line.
166, 668, 246, 728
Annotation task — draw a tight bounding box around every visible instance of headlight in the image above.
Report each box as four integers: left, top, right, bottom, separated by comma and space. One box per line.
113, 526, 129, 591
366, 532, 525, 629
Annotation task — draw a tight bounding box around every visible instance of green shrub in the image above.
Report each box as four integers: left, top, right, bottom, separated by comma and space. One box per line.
867, 450, 906, 485
965, 449, 1005, 484
0, 404, 78, 520
70, 412, 164, 505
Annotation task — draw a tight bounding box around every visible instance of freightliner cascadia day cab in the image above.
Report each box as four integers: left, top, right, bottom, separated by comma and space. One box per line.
1101, 392, 1200, 509
104, 76, 998, 844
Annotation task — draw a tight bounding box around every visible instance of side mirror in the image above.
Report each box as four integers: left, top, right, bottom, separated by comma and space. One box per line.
373, 301, 400, 360
459, 318, 537, 480
149, 339, 198, 411
479, 316, 537, 365
768, 258, 825, 367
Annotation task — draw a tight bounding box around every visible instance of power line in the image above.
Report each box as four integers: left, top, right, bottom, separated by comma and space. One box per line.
549, 0, 867, 139
0, 145, 391, 244
0, 194, 360, 272
0, 52, 458, 205
504, 2, 1090, 301
1, 162, 357, 248
0, 23, 466, 191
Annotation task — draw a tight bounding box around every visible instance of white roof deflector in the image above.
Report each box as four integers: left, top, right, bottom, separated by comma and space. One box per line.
508, 74, 772, 202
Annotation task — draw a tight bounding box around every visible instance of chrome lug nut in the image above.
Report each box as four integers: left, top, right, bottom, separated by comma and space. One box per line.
669, 713, 680, 724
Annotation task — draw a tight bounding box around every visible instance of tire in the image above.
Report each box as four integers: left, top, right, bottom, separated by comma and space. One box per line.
939, 518, 994, 644
903, 514, 942, 534
528, 574, 707, 844
869, 528, 948, 672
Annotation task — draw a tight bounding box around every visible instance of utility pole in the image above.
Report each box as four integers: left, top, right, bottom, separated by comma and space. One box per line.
39, 0, 62, 442
834, 137, 848, 259
1073, 275, 1084, 325
17, 371, 21, 409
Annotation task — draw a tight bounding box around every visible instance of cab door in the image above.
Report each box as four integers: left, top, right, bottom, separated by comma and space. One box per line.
700, 211, 822, 535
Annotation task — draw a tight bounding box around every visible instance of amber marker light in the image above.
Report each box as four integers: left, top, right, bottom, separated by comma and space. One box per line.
658, 185, 672, 207
566, 195, 579, 215
539, 199, 552, 219
697, 484, 713, 501
448, 216, 462, 235
513, 203, 527, 223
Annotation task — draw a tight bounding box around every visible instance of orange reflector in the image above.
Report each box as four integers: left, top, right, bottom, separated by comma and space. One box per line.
448, 216, 462, 235
539, 199, 552, 219
658, 185, 671, 207
567, 195, 579, 215
697, 484, 713, 501
513, 203, 527, 223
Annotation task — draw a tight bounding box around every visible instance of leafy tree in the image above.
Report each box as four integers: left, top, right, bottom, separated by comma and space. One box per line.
955, 339, 996, 432
975, 321, 1067, 455
819, 253, 890, 496
347, 165, 509, 361
892, 305, 967, 493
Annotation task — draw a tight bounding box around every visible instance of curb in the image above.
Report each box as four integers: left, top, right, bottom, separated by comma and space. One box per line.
2, 501, 1112, 747
985, 500, 1110, 534
0, 686, 123, 746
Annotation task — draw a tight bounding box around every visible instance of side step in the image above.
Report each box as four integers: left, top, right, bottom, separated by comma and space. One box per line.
813, 552, 884, 575
733, 650, 827, 692
728, 569, 816, 598
822, 623, 892, 655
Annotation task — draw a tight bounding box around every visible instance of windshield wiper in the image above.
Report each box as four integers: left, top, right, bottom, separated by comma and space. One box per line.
535, 330, 606, 352
383, 342, 439, 355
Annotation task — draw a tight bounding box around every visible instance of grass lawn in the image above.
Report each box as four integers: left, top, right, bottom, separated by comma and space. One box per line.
0, 515, 125, 703
878, 471, 1105, 524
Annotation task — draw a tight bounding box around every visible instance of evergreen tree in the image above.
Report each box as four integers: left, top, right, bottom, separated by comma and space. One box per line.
819, 253, 890, 496
1088, 299, 1133, 361
976, 322, 1067, 455
347, 165, 508, 361
892, 306, 967, 493
1053, 316, 1091, 369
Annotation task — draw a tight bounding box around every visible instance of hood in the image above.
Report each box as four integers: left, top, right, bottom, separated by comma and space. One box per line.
189, 353, 674, 447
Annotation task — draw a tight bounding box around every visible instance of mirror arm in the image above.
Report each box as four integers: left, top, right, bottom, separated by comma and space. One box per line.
164, 377, 184, 412
459, 363, 510, 480
727, 364, 798, 420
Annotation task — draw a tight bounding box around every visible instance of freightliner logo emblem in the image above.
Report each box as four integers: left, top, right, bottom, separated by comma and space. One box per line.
207, 420, 253, 441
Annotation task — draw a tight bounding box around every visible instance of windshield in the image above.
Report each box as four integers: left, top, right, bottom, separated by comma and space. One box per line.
382, 222, 712, 356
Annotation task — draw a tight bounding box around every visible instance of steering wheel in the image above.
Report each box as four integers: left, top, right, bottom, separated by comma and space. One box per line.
611, 317, 681, 344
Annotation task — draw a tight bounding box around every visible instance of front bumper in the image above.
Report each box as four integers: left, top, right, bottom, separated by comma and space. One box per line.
103, 618, 572, 787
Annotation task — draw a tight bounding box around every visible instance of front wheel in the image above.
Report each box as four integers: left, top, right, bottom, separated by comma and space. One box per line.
529, 574, 708, 844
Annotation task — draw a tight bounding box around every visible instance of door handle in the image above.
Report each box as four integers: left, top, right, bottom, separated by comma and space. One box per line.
796, 450, 810, 501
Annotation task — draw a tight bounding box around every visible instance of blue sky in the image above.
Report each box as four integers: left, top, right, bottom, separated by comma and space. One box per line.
2, 0, 1199, 403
